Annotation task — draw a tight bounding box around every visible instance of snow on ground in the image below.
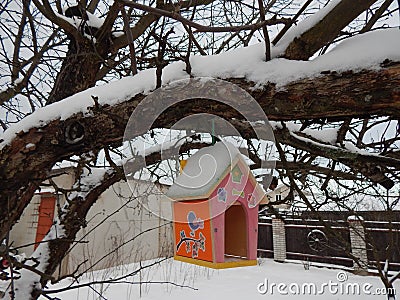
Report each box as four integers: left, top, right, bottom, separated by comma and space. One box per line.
41, 258, 400, 300
0, 27, 399, 150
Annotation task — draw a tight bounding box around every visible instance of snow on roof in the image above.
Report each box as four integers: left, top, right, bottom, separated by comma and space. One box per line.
1, 28, 399, 149
166, 141, 241, 200
35, 187, 56, 194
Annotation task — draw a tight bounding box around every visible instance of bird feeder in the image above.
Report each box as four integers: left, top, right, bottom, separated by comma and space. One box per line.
167, 142, 268, 269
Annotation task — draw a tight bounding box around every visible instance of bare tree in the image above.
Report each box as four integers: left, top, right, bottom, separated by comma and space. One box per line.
0, 0, 399, 299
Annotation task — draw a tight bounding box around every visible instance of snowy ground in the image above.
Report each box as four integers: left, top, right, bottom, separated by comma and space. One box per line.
41, 258, 399, 299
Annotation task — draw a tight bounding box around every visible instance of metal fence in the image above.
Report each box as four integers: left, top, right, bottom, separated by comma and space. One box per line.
257, 212, 400, 271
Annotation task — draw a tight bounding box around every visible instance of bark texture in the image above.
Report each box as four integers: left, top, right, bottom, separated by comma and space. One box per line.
0, 63, 399, 241
284, 0, 378, 60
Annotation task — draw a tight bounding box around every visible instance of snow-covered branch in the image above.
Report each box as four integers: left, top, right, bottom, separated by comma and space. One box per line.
273, 122, 399, 189
0, 60, 399, 242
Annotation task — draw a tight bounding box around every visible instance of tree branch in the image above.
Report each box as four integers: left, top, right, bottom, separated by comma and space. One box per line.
112, 0, 215, 51
284, 0, 378, 60
360, 0, 394, 34
0, 63, 399, 242
117, 0, 290, 33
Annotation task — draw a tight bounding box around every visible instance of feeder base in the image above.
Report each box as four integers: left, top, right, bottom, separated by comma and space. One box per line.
174, 255, 257, 269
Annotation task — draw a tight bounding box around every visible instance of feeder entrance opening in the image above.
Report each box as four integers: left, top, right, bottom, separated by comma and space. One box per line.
224, 202, 247, 261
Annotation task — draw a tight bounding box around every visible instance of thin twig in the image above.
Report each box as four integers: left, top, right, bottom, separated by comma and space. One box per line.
272, 0, 313, 45
118, 0, 289, 33
120, 6, 138, 75
360, 0, 394, 33
182, 23, 207, 55
257, 0, 271, 61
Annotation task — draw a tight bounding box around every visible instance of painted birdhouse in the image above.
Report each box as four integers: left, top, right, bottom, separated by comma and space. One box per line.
166, 142, 268, 269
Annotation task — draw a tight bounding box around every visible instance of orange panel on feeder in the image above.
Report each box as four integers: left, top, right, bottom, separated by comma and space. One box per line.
174, 200, 213, 262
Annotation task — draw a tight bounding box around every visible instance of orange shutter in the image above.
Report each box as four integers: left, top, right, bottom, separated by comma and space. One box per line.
35, 194, 56, 249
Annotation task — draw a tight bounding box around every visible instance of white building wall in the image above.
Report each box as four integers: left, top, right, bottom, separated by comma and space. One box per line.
9, 171, 174, 277
9, 194, 41, 256
10, 171, 74, 256
62, 180, 173, 275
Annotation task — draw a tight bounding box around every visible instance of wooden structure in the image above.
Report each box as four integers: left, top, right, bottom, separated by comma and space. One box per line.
167, 142, 267, 268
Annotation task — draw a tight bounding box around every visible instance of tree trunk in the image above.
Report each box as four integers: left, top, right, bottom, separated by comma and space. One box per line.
284, 0, 378, 60
47, 39, 104, 104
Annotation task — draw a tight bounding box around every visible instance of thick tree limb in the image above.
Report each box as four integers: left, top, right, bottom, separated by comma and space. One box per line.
46, 1, 121, 104
272, 0, 313, 45
96, 1, 123, 44
284, 0, 378, 60
232, 118, 398, 187
273, 124, 398, 189
0, 63, 399, 241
